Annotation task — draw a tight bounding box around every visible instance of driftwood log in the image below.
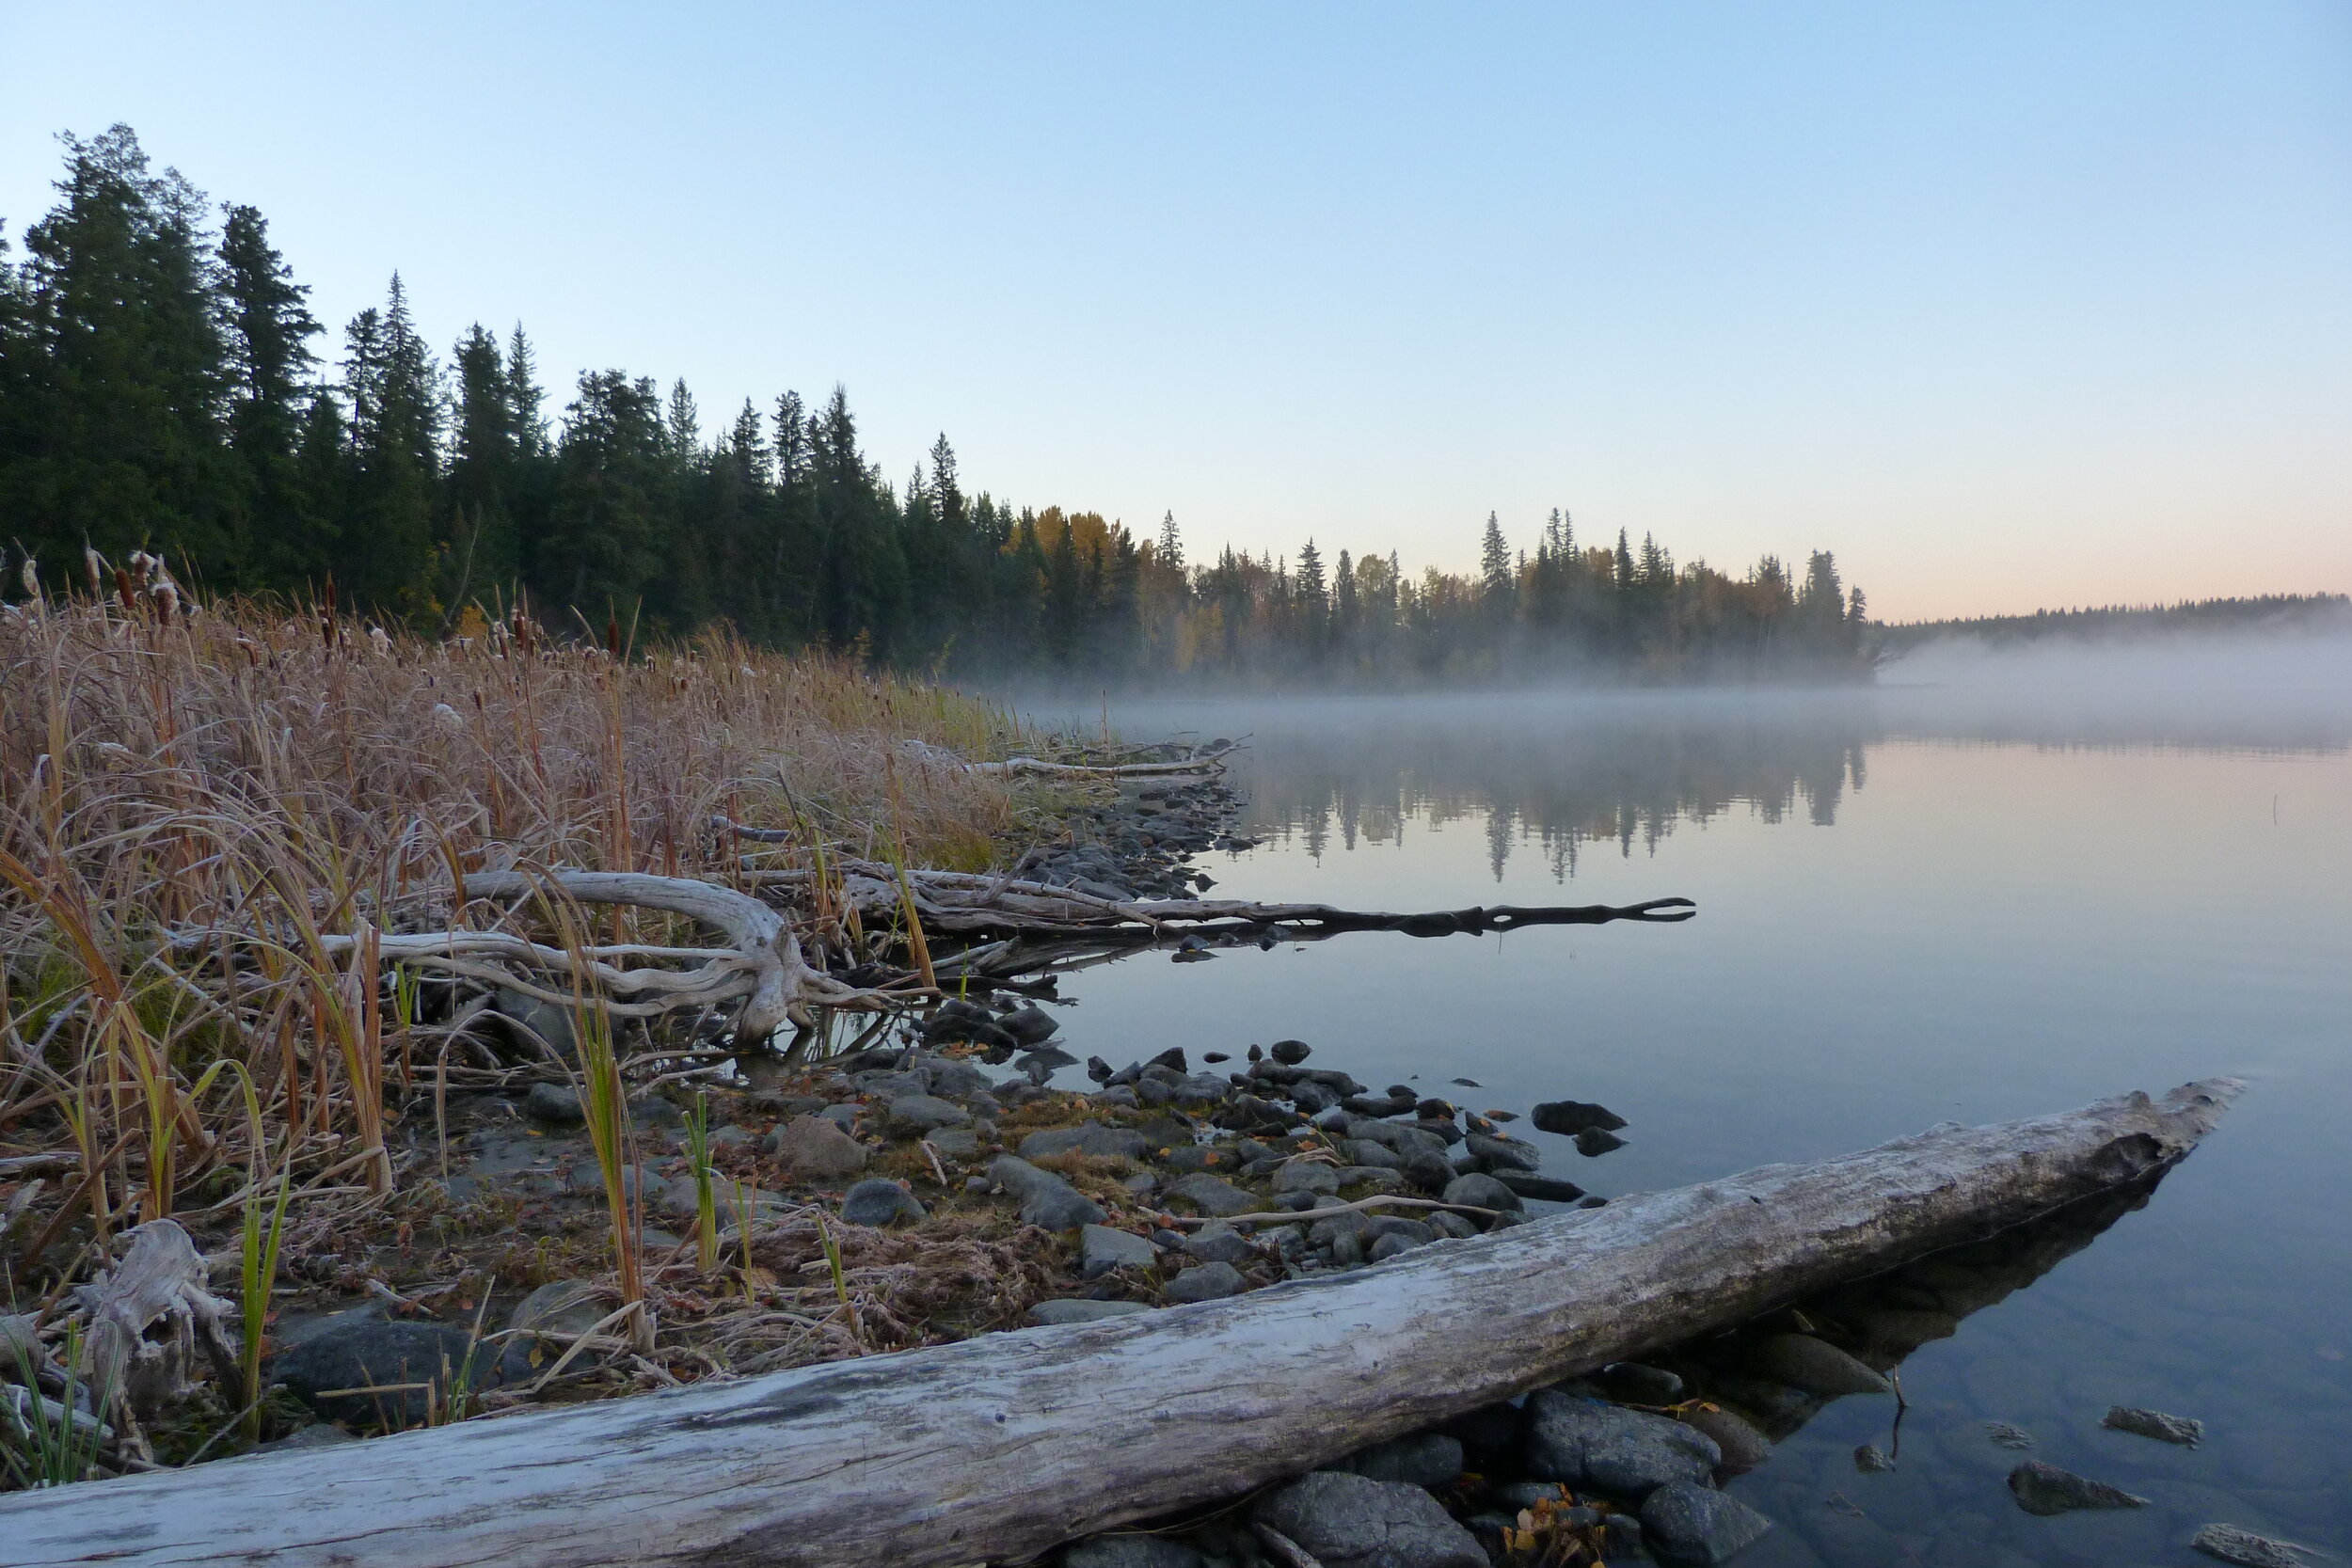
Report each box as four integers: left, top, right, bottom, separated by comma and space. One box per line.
2, 1079, 2234, 1568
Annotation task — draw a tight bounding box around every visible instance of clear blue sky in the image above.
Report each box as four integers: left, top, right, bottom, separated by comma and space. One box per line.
5, 2, 2347, 619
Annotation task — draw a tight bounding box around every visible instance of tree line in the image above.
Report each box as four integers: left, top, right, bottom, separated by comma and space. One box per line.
1, 126, 1873, 685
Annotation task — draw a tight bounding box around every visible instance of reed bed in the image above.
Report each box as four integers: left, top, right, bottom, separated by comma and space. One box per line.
0, 558, 1031, 1324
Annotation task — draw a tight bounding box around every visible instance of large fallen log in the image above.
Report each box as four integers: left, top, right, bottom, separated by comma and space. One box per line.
1, 1079, 2235, 1568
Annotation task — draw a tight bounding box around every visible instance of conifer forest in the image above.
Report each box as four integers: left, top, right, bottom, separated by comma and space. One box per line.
0, 127, 1875, 685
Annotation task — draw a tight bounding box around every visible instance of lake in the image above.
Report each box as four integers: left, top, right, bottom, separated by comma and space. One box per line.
1026, 663, 2352, 1565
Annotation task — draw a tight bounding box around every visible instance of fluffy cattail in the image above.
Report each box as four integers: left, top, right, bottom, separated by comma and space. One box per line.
368, 626, 392, 657
84, 547, 104, 596
19, 556, 40, 601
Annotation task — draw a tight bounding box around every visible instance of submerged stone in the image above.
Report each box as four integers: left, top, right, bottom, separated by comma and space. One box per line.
2005, 1459, 2149, 1516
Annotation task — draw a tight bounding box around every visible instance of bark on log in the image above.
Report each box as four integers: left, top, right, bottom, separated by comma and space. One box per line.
0, 1079, 2236, 1568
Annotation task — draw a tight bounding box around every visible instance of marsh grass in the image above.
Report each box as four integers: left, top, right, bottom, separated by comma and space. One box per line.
0, 568, 1032, 1334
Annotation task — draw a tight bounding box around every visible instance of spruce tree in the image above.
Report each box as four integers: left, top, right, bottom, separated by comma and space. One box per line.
217, 203, 321, 581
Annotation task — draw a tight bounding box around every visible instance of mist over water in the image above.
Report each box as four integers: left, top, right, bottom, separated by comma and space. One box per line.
1016, 635, 2352, 1563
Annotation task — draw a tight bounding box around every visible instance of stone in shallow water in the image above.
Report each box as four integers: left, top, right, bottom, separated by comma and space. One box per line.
1982, 1419, 2036, 1449
1531, 1100, 1627, 1135
2005, 1459, 2149, 1515
2192, 1523, 2312, 1567
1743, 1333, 1891, 1397
1640, 1480, 1773, 1566
1595, 1362, 1684, 1404
1251, 1470, 1486, 1568
1574, 1126, 1628, 1157
1852, 1443, 1896, 1473
2102, 1403, 2203, 1446
1680, 1403, 1772, 1474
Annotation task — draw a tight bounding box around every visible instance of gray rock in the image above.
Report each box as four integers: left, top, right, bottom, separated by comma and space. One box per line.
1273, 1159, 1341, 1196
630, 1095, 685, 1128
766, 1115, 870, 1180
1308, 1211, 1371, 1246
1026, 1299, 1153, 1326
1524, 1390, 1722, 1498
887, 1094, 972, 1133
1335, 1166, 1406, 1193
2102, 1404, 2202, 1446
1530, 1101, 1627, 1135
1440, 1172, 1525, 1212
1080, 1224, 1159, 1279
1164, 1173, 1261, 1217
922, 1058, 999, 1099
1269, 1039, 1311, 1064
523, 1082, 584, 1124
1345, 1140, 1406, 1170
1367, 1232, 1422, 1262
1362, 1217, 1436, 1245
1464, 1132, 1542, 1172
2005, 1460, 2149, 1515
1337, 1432, 1465, 1489
1852, 1443, 1895, 1472
1574, 1126, 1627, 1157
1163, 1261, 1247, 1303
817, 1102, 861, 1131
2192, 1524, 2309, 1567
1680, 1404, 1772, 1474
1095, 1085, 1140, 1109
565, 1162, 686, 1217
496, 989, 578, 1056
1429, 1211, 1480, 1241
840, 1179, 927, 1227
1743, 1333, 1891, 1396
926, 1127, 979, 1157
254, 1422, 358, 1452
1493, 1170, 1586, 1203
1251, 1470, 1485, 1568
507, 1278, 607, 1337
1020, 1123, 1150, 1162
1184, 1223, 1258, 1264
272, 1317, 513, 1429
1059, 1532, 1206, 1568
1001, 1004, 1061, 1046
1982, 1419, 2036, 1449
989, 1155, 1106, 1230
1596, 1362, 1684, 1404
1640, 1480, 1773, 1566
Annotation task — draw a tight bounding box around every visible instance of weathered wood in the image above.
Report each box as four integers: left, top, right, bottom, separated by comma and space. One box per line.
0, 1080, 2235, 1568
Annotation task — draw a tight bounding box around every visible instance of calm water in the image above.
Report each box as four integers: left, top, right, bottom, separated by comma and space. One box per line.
1028, 673, 2352, 1565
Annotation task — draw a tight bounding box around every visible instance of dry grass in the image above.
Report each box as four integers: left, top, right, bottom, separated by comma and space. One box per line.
0, 562, 1035, 1273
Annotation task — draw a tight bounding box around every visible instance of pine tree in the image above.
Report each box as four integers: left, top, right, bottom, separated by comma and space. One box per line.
1156, 510, 1184, 572
340, 275, 441, 611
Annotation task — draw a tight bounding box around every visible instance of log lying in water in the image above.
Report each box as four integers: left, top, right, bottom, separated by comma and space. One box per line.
1, 1079, 2237, 1568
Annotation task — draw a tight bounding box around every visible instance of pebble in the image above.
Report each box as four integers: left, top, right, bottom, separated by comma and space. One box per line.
989, 1155, 1106, 1230
1079, 1224, 1159, 1279
522, 1082, 584, 1124
1163, 1173, 1260, 1217
1163, 1261, 1247, 1303
766, 1116, 870, 1180
1852, 1443, 1895, 1472
840, 1178, 927, 1227
1020, 1123, 1150, 1161
1183, 1224, 1258, 1264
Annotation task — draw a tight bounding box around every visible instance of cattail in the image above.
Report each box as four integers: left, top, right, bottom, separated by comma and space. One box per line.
19, 556, 39, 601
154, 581, 179, 625
84, 546, 104, 596
114, 566, 137, 613
369, 626, 392, 657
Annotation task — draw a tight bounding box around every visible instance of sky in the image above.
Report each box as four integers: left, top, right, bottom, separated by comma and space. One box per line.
3, 2, 2347, 621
